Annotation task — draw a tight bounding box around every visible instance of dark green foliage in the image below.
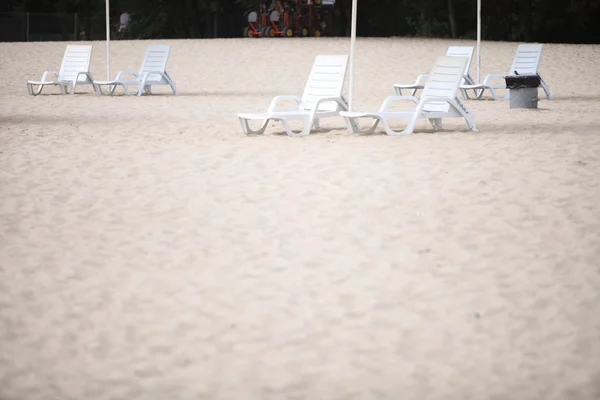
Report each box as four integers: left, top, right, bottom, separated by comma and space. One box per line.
4, 0, 600, 43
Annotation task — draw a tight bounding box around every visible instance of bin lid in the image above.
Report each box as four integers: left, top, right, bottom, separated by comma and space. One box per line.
505, 74, 541, 89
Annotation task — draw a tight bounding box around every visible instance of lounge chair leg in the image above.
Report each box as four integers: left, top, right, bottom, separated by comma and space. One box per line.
28, 83, 44, 96
164, 72, 177, 95
381, 119, 399, 136
381, 118, 414, 136
281, 119, 312, 137
465, 115, 477, 132
489, 87, 510, 101
429, 118, 443, 131
472, 87, 495, 100
345, 117, 379, 135
344, 117, 359, 133
540, 80, 552, 100
239, 118, 269, 135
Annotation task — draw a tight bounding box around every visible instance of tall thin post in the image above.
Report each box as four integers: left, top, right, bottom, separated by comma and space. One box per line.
26, 12, 30, 42
74, 13, 77, 40
106, 0, 110, 79
348, 0, 358, 111
476, 0, 481, 83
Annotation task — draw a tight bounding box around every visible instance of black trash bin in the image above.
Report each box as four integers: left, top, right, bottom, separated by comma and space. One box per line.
504, 74, 541, 109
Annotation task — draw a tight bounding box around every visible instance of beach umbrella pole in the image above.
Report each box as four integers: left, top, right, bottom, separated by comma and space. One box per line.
348, 0, 357, 111
106, 0, 110, 80
477, 0, 481, 83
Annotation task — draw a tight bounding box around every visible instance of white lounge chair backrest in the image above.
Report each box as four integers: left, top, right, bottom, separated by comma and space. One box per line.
508, 44, 543, 76
300, 55, 349, 112
138, 44, 171, 81
58, 45, 93, 83
421, 56, 469, 113
446, 46, 474, 80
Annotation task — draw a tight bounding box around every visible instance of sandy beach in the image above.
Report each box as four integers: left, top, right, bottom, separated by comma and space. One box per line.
1, 37, 599, 399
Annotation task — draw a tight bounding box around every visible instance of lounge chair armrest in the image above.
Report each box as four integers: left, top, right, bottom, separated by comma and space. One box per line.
379, 95, 420, 112
392, 74, 429, 89
482, 73, 506, 85
72, 71, 94, 82
267, 95, 302, 113
414, 73, 430, 85
313, 96, 349, 111
115, 71, 139, 81
40, 71, 59, 82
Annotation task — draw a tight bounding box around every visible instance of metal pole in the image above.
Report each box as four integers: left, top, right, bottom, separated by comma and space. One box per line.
348, 0, 357, 111
26, 12, 29, 42
106, 0, 110, 80
477, 0, 481, 83
74, 13, 77, 40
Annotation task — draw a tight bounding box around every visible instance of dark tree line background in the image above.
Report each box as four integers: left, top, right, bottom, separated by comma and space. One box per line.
2, 0, 599, 44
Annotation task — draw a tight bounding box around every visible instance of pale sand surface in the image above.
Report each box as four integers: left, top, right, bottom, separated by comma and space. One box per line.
1, 38, 600, 399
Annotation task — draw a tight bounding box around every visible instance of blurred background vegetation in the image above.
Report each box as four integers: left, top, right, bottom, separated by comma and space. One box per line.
1, 0, 598, 44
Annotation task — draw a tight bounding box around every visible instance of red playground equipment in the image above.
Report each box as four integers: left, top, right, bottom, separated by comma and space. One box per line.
243, 11, 261, 38
243, 0, 336, 38
243, 2, 270, 38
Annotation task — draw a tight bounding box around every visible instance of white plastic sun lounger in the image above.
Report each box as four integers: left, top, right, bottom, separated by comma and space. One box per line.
92, 44, 177, 96
27, 45, 94, 96
393, 46, 476, 98
340, 56, 476, 136
460, 43, 552, 100
237, 54, 349, 137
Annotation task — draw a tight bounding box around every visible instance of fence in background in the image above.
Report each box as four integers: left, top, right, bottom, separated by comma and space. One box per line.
0, 12, 123, 42
0, 12, 81, 42
0, 11, 245, 41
